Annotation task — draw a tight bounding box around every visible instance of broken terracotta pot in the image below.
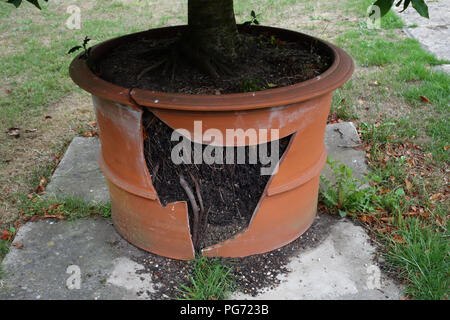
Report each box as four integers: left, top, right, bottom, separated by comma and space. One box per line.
69, 25, 354, 260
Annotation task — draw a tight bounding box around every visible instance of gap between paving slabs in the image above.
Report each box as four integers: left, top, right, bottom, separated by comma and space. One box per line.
0, 122, 404, 300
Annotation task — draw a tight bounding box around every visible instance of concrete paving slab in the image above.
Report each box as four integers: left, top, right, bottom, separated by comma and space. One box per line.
232, 219, 402, 300
0, 215, 402, 300
321, 122, 367, 186
0, 218, 151, 300
398, 0, 450, 66
432, 64, 450, 73
45, 137, 109, 204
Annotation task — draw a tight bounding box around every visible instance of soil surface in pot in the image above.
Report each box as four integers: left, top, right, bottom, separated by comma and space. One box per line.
143, 111, 291, 250
97, 29, 332, 94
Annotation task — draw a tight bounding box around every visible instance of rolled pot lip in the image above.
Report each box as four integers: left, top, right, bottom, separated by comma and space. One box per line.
69, 25, 354, 111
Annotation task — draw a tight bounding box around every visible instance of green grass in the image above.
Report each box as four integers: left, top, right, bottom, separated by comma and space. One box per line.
18, 195, 111, 221
425, 118, 450, 162
331, 82, 359, 121
356, 111, 448, 299
0, 0, 179, 129
321, 159, 378, 217
322, 8, 449, 294
385, 219, 449, 300
0, 240, 9, 259
321, 159, 449, 299
0, 264, 4, 283
177, 257, 235, 300
335, 5, 449, 163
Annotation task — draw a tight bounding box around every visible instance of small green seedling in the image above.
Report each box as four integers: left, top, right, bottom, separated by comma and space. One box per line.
241, 78, 263, 92
68, 36, 92, 61
243, 10, 260, 26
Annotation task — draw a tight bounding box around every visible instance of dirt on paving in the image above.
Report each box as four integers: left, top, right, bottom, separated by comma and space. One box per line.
133, 212, 340, 299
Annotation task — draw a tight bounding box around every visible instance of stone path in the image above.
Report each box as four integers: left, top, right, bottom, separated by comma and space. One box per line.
398, 0, 450, 73
0, 122, 404, 300
45, 137, 109, 204
232, 219, 401, 300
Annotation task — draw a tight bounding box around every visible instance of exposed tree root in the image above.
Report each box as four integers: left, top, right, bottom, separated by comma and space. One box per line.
179, 173, 200, 249
137, 58, 168, 80
136, 38, 236, 81
151, 161, 160, 180
179, 171, 209, 251
188, 171, 204, 214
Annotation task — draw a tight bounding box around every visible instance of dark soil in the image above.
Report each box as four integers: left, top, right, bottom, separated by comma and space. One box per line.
97, 29, 332, 94
143, 111, 290, 249
133, 212, 340, 299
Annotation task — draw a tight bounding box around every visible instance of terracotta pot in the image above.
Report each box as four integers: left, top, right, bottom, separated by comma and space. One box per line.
70, 25, 354, 260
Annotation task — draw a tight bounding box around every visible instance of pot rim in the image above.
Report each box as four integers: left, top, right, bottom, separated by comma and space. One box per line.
70, 25, 354, 111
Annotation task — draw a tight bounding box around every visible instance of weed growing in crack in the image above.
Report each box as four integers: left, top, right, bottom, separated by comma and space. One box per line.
18, 195, 111, 221
177, 256, 235, 300
320, 158, 378, 217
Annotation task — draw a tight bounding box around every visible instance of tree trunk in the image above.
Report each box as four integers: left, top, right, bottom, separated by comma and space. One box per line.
187, 0, 240, 62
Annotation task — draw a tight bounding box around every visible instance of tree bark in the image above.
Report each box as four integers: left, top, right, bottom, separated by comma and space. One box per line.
187, 0, 240, 62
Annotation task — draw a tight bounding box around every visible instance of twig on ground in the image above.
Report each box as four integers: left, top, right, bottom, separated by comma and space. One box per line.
338, 144, 362, 148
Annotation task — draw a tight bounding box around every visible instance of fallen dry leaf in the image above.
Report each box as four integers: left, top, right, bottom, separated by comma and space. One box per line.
360, 215, 376, 223
377, 226, 392, 234
48, 203, 61, 211
393, 234, 406, 244
420, 96, 430, 103
42, 215, 65, 220
378, 187, 391, 195
81, 130, 98, 137
6, 127, 20, 138
405, 178, 412, 192
0, 230, 11, 240
12, 242, 23, 249
435, 215, 444, 228
429, 193, 441, 201
35, 176, 48, 194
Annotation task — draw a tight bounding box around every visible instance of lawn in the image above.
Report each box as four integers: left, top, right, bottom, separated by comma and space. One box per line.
0, 0, 448, 300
